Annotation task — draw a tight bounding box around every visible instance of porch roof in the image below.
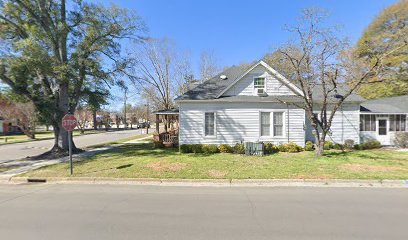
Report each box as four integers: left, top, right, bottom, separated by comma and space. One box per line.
360, 95, 408, 113
152, 108, 179, 115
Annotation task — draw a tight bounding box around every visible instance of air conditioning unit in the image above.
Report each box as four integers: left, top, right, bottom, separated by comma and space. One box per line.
257, 88, 266, 96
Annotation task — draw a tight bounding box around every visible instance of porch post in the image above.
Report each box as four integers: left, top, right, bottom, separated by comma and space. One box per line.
156, 114, 160, 133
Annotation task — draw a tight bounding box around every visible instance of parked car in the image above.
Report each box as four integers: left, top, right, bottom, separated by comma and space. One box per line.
137, 122, 150, 129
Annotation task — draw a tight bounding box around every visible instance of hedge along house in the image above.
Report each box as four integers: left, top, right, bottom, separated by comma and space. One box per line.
175, 60, 364, 147
360, 95, 408, 145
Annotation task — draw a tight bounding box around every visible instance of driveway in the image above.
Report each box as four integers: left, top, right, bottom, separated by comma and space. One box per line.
0, 184, 407, 240
0, 129, 146, 163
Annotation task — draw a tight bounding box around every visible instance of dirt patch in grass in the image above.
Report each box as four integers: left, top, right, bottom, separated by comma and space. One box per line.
146, 162, 188, 172
340, 164, 406, 173
208, 170, 228, 178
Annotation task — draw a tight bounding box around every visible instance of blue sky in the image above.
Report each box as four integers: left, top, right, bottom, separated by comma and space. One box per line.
94, 0, 397, 109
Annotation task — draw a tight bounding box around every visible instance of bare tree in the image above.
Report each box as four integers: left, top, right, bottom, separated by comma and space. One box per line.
199, 49, 220, 81
174, 50, 195, 96
127, 38, 193, 132
0, 99, 37, 139
127, 38, 175, 111
278, 8, 407, 157
75, 106, 92, 134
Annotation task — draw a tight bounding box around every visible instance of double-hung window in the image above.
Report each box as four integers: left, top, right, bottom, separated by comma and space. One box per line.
260, 112, 270, 136
254, 77, 265, 89
273, 112, 284, 136
260, 112, 284, 137
204, 112, 215, 136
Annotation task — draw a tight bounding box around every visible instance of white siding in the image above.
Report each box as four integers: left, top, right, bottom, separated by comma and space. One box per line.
179, 102, 305, 146
223, 65, 296, 96
305, 103, 360, 144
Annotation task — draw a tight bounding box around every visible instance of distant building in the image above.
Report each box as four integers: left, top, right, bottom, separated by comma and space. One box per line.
0, 117, 21, 135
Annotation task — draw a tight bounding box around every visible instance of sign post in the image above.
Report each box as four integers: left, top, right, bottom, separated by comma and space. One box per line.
62, 114, 78, 175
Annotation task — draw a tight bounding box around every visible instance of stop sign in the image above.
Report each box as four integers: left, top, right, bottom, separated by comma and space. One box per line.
62, 114, 78, 132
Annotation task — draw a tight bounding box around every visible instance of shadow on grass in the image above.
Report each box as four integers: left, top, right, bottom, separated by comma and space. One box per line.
323, 151, 349, 158
97, 143, 216, 159
323, 150, 390, 161
116, 164, 133, 169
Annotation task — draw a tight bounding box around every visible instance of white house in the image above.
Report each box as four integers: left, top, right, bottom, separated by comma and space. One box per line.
175, 61, 365, 147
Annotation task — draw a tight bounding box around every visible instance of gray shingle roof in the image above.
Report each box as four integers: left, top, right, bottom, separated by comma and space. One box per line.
175, 65, 250, 101
175, 63, 365, 103
311, 84, 366, 102
360, 95, 408, 113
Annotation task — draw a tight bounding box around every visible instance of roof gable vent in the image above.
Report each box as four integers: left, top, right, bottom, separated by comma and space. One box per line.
220, 75, 227, 80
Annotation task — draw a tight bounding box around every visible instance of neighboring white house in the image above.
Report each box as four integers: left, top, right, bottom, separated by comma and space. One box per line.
175, 60, 365, 147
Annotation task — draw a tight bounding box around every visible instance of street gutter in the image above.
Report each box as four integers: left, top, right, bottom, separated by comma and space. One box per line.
2, 177, 408, 188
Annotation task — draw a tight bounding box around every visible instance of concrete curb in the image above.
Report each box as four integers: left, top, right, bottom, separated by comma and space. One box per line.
3, 177, 408, 188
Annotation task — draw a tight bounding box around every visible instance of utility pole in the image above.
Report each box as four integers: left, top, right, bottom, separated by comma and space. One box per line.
123, 88, 127, 129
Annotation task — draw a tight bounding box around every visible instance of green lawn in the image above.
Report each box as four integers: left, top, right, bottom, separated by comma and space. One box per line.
0, 131, 55, 144
0, 129, 120, 145
22, 143, 408, 180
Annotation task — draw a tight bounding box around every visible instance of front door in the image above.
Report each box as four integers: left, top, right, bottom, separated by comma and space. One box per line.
376, 117, 389, 145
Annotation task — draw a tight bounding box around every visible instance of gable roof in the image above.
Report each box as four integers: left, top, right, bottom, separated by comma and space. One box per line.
175, 64, 250, 101
216, 61, 304, 97
175, 61, 364, 103
360, 95, 408, 113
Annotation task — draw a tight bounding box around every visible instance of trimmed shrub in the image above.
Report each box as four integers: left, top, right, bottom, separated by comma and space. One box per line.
344, 139, 355, 150
353, 144, 362, 150
191, 144, 204, 153
286, 142, 303, 153
354, 140, 382, 150
218, 144, 233, 153
278, 142, 303, 153
324, 141, 333, 150
180, 144, 193, 153
361, 140, 381, 150
278, 144, 288, 152
202, 144, 219, 154
233, 143, 245, 154
264, 142, 279, 154
394, 132, 408, 148
153, 140, 165, 148
333, 143, 344, 150
304, 141, 314, 151
180, 144, 207, 153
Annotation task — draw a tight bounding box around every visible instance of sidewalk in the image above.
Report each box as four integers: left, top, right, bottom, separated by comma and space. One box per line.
0, 136, 152, 178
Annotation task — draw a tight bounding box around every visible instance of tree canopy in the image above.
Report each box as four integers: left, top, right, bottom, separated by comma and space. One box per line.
0, 0, 146, 154
354, 0, 408, 99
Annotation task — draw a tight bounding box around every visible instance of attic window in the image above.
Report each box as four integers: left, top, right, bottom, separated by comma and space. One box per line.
254, 77, 265, 89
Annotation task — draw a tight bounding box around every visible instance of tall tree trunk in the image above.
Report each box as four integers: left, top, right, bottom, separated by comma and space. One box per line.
314, 132, 326, 157
93, 111, 97, 130
315, 140, 324, 157
57, 82, 70, 150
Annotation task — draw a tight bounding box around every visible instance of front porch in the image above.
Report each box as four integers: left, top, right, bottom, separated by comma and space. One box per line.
152, 108, 179, 147
360, 113, 407, 145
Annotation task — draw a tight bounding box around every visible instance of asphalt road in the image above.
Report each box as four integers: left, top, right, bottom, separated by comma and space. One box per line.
0, 129, 146, 162
0, 184, 407, 240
